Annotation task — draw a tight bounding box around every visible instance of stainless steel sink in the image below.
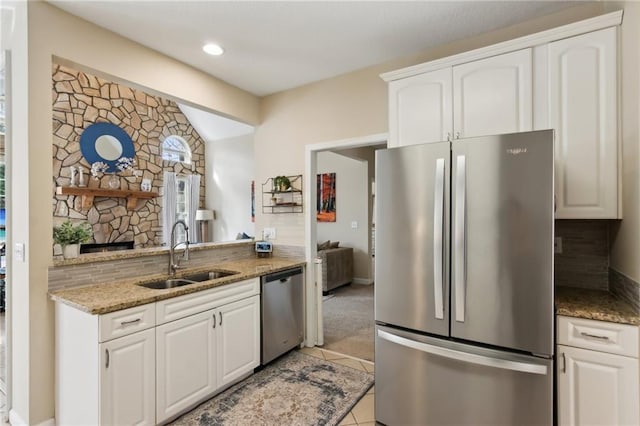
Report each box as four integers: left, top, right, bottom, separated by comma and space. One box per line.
182, 270, 239, 281
138, 270, 239, 290
139, 278, 197, 290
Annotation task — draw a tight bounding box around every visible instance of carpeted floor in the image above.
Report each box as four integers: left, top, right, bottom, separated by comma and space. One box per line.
322, 284, 375, 361
169, 350, 373, 426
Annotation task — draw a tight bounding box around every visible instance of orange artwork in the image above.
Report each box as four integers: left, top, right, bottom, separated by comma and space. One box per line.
317, 173, 336, 222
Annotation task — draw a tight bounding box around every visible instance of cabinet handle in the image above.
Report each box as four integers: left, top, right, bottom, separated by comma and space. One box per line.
219, 311, 222, 326
446, 132, 451, 141
455, 131, 461, 139
105, 349, 110, 369
212, 313, 216, 329
580, 332, 609, 341
561, 352, 566, 373
120, 318, 141, 326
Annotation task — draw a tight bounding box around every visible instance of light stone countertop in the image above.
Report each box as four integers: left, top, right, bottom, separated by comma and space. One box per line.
49, 257, 306, 315
556, 287, 640, 325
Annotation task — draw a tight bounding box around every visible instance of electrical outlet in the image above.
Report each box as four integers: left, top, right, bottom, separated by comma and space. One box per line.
15, 243, 25, 262
351, 221, 358, 229
554, 237, 563, 254
263, 227, 276, 240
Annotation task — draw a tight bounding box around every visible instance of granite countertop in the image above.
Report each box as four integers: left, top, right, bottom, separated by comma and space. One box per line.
556, 287, 640, 325
49, 257, 306, 315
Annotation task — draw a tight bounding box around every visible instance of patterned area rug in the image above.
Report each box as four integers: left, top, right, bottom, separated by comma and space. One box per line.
169, 350, 374, 426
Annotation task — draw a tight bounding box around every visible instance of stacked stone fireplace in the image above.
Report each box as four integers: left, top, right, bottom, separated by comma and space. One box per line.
51, 63, 206, 256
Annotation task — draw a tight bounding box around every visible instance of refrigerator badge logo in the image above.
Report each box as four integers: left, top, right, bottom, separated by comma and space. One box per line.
506, 148, 528, 155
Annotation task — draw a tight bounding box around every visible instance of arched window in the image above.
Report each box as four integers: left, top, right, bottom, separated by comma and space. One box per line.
162, 135, 192, 164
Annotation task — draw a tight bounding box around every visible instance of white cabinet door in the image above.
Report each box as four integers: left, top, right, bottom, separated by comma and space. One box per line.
453, 49, 533, 139
549, 27, 618, 219
217, 295, 261, 388
388, 68, 453, 147
558, 345, 639, 426
156, 310, 217, 423
100, 328, 155, 426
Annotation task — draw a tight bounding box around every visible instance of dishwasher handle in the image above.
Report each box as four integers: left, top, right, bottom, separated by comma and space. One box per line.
263, 267, 303, 283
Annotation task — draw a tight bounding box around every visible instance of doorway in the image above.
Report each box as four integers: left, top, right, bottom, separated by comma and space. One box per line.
303, 134, 387, 356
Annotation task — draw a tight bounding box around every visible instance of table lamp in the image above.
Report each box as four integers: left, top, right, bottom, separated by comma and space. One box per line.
195, 209, 215, 243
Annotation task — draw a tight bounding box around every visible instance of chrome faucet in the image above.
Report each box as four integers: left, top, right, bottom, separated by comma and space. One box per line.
169, 219, 190, 275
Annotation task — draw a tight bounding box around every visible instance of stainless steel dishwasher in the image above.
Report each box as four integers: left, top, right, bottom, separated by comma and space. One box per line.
261, 267, 304, 365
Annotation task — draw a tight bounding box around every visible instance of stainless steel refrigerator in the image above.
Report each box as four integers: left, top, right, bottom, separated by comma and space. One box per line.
375, 130, 554, 425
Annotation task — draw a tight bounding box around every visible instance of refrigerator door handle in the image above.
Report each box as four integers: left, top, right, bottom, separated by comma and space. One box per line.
454, 154, 466, 323
378, 329, 548, 375
433, 158, 445, 320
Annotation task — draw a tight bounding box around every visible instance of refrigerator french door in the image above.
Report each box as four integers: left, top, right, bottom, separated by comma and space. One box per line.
374, 130, 554, 425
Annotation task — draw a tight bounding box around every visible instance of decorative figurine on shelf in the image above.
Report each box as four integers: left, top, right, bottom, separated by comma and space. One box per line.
141, 178, 152, 192
69, 166, 77, 187
78, 167, 87, 187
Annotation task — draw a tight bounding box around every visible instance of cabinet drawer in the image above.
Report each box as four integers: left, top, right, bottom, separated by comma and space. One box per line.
156, 278, 260, 325
99, 303, 156, 342
557, 316, 638, 358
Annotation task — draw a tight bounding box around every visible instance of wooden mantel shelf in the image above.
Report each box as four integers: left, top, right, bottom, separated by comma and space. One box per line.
56, 186, 158, 209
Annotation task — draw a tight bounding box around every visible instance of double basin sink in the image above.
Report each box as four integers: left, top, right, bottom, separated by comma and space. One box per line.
139, 270, 239, 290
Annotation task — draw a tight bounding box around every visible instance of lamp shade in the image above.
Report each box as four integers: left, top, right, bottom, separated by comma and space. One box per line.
195, 209, 214, 221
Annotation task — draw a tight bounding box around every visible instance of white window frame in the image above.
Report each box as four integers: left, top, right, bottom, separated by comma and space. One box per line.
162, 135, 192, 165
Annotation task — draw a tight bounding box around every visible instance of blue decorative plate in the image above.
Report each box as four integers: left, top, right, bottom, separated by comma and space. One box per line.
79, 123, 135, 173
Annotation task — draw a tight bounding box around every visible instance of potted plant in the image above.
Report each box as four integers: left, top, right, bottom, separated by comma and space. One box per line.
53, 220, 92, 259
273, 175, 291, 192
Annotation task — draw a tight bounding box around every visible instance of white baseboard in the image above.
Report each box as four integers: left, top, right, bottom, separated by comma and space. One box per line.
9, 409, 55, 426
352, 278, 373, 285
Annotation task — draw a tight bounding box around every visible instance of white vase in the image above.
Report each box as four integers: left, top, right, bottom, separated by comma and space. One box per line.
63, 244, 80, 259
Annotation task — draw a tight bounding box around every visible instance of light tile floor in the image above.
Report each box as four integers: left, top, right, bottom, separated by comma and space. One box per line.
298, 347, 375, 426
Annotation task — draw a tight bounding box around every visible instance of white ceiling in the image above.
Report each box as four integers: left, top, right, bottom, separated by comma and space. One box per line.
49, 0, 586, 97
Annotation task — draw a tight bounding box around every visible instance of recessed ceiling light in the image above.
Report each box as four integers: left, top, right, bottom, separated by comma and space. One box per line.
203, 43, 224, 56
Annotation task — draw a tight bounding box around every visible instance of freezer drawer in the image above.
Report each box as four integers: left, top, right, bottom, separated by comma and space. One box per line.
375, 325, 553, 426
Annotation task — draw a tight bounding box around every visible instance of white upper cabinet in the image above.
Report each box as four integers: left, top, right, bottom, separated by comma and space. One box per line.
453, 49, 533, 139
549, 27, 619, 218
388, 68, 452, 147
388, 49, 532, 148
383, 11, 622, 219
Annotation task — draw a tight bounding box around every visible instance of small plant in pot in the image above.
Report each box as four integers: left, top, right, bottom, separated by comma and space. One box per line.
53, 220, 92, 259
273, 176, 291, 192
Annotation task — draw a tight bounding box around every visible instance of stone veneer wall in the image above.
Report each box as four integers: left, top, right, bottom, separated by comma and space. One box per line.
52, 63, 205, 254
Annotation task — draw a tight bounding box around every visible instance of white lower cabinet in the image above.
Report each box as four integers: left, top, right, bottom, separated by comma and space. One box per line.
156, 310, 217, 423
155, 294, 260, 423
56, 277, 261, 425
557, 316, 640, 426
217, 295, 261, 387
100, 329, 156, 426
558, 345, 639, 426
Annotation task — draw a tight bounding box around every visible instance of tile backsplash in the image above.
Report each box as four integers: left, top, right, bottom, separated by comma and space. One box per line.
554, 220, 609, 290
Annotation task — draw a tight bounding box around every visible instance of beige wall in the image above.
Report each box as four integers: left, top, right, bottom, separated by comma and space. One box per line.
2, 1, 31, 423
608, 1, 640, 282
19, 2, 259, 423
317, 151, 370, 282
254, 2, 607, 248
206, 134, 255, 242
